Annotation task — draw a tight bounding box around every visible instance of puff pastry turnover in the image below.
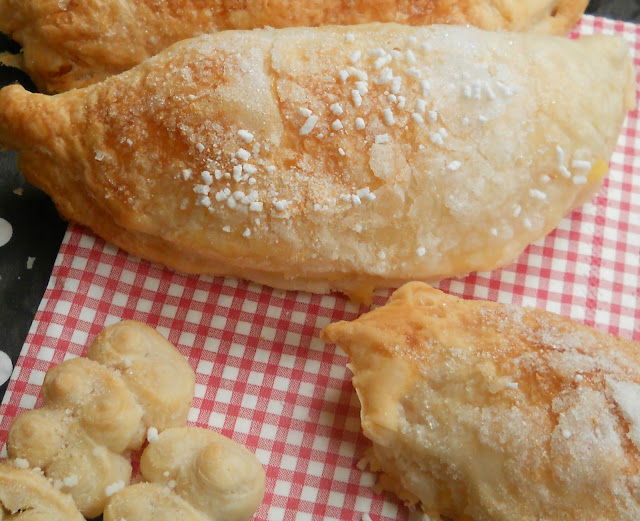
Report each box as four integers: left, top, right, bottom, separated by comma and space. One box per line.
321, 282, 640, 521
0, 0, 587, 93
0, 24, 634, 297
0, 462, 84, 520
104, 427, 266, 521
6, 320, 195, 518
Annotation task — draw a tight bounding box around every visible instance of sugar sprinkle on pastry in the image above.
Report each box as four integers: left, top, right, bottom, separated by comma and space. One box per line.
0, 23, 633, 296
322, 282, 640, 521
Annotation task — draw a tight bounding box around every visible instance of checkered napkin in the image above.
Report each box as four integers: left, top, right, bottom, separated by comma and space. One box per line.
1, 15, 639, 521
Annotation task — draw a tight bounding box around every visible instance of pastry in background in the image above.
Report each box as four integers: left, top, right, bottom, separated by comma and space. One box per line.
0, 24, 634, 298
321, 282, 640, 521
0, 0, 588, 93
6, 321, 195, 518
0, 461, 84, 520
103, 427, 266, 521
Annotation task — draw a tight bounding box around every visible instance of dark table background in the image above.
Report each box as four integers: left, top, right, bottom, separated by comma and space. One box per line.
1, 0, 639, 400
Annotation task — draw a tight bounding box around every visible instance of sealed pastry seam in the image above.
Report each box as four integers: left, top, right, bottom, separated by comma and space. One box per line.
0, 24, 634, 295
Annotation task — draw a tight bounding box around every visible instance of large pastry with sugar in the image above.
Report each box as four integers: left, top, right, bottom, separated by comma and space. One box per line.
321, 282, 640, 521
0, 0, 588, 93
0, 24, 634, 297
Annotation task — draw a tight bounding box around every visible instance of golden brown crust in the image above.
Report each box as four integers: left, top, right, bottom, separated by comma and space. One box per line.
0, 462, 85, 521
0, 0, 588, 93
104, 427, 266, 521
0, 24, 633, 297
321, 282, 640, 521
6, 321, 195, 518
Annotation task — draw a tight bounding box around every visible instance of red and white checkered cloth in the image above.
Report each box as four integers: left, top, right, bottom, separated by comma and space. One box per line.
1, 15, 639, 521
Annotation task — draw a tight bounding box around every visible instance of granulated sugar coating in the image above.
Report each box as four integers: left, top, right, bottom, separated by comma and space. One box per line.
0, 24, 633, 296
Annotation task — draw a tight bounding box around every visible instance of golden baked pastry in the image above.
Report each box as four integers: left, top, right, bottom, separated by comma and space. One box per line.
0, 0, 588, 93
103, 427, 266, 521
0, 461, 84, 520
6, 321, 195, 518
0, 24, 634, 297
321, 282, 640, 521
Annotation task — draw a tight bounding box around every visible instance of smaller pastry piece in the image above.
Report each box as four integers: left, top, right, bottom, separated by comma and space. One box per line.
0, 461, 84, 520
6, 321, 195, 518
321, 282, 640, 521
103, 427, 266, 521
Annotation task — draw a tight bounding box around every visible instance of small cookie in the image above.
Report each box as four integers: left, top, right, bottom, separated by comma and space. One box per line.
7, 321, 195, 518
103, 482, 208, 521
104, 427, 266, 521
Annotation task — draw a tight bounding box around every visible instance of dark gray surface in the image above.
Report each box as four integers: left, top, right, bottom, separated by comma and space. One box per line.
0, 0, 638, 401
0, 152, 66, 395
588, 0, 640, 20
0, 32, 66, 399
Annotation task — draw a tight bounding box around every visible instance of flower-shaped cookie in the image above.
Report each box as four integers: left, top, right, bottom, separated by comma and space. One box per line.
7, 321, 195, 518
104, 427, 266, 521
